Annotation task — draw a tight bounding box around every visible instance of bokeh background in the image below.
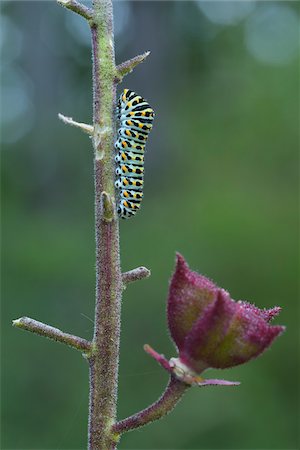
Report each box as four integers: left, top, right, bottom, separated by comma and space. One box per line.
1, 1, 299, 449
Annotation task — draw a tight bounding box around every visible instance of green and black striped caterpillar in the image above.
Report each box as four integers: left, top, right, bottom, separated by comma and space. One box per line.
115, 89, 154, 219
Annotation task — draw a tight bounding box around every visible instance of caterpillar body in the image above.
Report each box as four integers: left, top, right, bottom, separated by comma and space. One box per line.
115, 89, 154, 219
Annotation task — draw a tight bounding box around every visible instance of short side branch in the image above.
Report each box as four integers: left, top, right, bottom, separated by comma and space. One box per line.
58, 113, 94, 136
122, 267, 151, 284
112, 376, 189, 435
13, 317, 92, 353
116, 51, 150, 81
57, 0, 93, 21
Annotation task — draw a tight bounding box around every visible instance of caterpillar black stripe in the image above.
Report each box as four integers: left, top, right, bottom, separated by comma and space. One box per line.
115, 89, 154, 219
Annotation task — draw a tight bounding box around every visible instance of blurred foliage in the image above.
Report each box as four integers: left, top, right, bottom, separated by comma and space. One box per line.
1, 1, 299, 449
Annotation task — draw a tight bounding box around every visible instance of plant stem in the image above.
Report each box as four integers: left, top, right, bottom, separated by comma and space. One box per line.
58, 113, 94, 135
116, 51, 150, 81
12, 317, 91, 353
113, 376, 190, 435
122, 266, 151, 285
58, 0, 93, 20
88, 0, 121, 448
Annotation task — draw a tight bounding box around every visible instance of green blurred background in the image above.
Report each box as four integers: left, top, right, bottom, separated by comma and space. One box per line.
1, 1, 299, 449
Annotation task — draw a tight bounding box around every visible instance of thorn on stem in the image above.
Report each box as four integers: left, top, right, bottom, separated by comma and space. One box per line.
58, 113, 94, 135
116, 51, 151, 81
57, 0, 94, 21
122, 267, 151, 284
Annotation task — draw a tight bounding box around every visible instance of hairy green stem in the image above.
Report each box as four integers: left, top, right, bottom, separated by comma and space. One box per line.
87, 0, 121, 448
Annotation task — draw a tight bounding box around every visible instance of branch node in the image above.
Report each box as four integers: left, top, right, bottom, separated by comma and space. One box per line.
116, 51, 150, 82
101, 191, 115, 222
93, 124, 111, 160
57, 0, 94, 21
122, 267, 151, 285
58, 113, 94, 136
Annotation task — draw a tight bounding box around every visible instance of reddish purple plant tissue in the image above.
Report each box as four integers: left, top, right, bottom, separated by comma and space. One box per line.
145, 254, 285, 387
